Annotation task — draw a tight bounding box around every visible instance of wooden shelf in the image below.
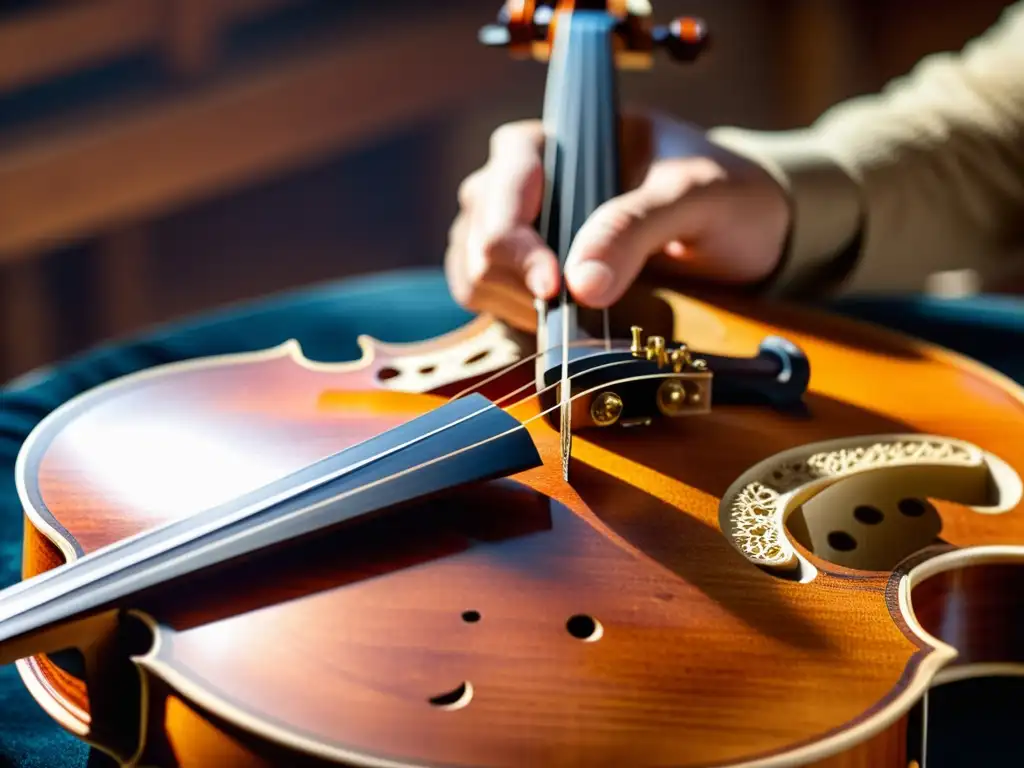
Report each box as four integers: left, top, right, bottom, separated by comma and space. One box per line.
0, 0, 303, 93
0, 7, 509, 263
0, 1, 522, 379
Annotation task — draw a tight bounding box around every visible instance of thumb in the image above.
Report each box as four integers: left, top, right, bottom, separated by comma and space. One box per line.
563, 160, 718, 307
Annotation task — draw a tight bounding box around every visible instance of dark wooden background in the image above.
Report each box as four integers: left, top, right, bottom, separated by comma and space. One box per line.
0, 0, 1016, 381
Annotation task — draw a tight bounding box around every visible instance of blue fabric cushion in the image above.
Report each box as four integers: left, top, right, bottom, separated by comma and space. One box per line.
827, 293, 1024, 383
0, 269, 1020, 767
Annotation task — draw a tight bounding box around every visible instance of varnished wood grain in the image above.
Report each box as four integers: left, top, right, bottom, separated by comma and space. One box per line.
911, 562, 1024, 669
141, 680, 912, 768
13, 287, 1024, 766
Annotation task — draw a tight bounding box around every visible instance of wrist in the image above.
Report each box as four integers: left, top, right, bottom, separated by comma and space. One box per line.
707, 127, 864, 298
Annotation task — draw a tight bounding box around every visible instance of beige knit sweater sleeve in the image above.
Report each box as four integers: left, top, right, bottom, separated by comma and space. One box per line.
708, 2, 1024, 298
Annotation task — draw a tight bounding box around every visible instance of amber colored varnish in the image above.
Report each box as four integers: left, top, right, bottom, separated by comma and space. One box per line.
14, 286, 1024, 767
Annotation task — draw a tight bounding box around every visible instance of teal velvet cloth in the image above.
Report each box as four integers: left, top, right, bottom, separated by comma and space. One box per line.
0, 268, 1020, 767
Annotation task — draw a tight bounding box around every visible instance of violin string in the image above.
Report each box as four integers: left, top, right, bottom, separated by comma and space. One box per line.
0, 347, 625, 608
0, 342, 644, 611
558, 14, 619, 479
0, 364, 693, 625
257, 365, 690, 516
80, 366, 696, 601
921, 691, 930, 768
455, 351, 642, 427
445, 337, 606, 403
557, 13, 580, 483
0, 396, 503, 613
0, 342, 640, 609
0, 364, 539, 607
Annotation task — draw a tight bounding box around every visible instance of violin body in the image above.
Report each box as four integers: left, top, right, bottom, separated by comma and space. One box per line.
13, 286, 1024, 767
8, 3, 1024, 765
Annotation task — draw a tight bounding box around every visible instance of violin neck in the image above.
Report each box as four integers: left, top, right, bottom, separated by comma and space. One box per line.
537, 9, 622, 356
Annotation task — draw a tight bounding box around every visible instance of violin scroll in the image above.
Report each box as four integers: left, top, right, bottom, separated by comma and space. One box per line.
479, 1, 710, 68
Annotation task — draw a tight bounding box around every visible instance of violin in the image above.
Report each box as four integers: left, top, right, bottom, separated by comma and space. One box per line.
4, 2, 1024, 766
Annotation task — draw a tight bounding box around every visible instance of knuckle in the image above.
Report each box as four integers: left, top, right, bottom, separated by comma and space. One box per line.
447, 213, 468, 245
464, 243, 494, 286
488, 119, 542, 155
488, 122, 521, 152
451, 287, 475, 311
570, 197, 650, 264
660, 157, 729, 195
595, 197, 646, 240
519, 151, 545, 184
449, 279, 472, 307
457, 170, 484, 208
445, 260, 476, 310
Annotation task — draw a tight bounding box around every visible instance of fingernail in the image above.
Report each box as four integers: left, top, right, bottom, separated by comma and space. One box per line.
568, 261, 614, 305
526, 269, 555, 299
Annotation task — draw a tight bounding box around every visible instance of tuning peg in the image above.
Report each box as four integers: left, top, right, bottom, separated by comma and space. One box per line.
653, 16, 710, 62
479, 24, 513, 47
479, 2, 551, 50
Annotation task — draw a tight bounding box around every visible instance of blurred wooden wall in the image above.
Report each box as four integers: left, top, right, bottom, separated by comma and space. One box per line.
0, 0, 1016, 382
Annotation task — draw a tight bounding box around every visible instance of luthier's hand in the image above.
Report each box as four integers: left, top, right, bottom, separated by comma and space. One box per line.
444, 110, 791, 330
